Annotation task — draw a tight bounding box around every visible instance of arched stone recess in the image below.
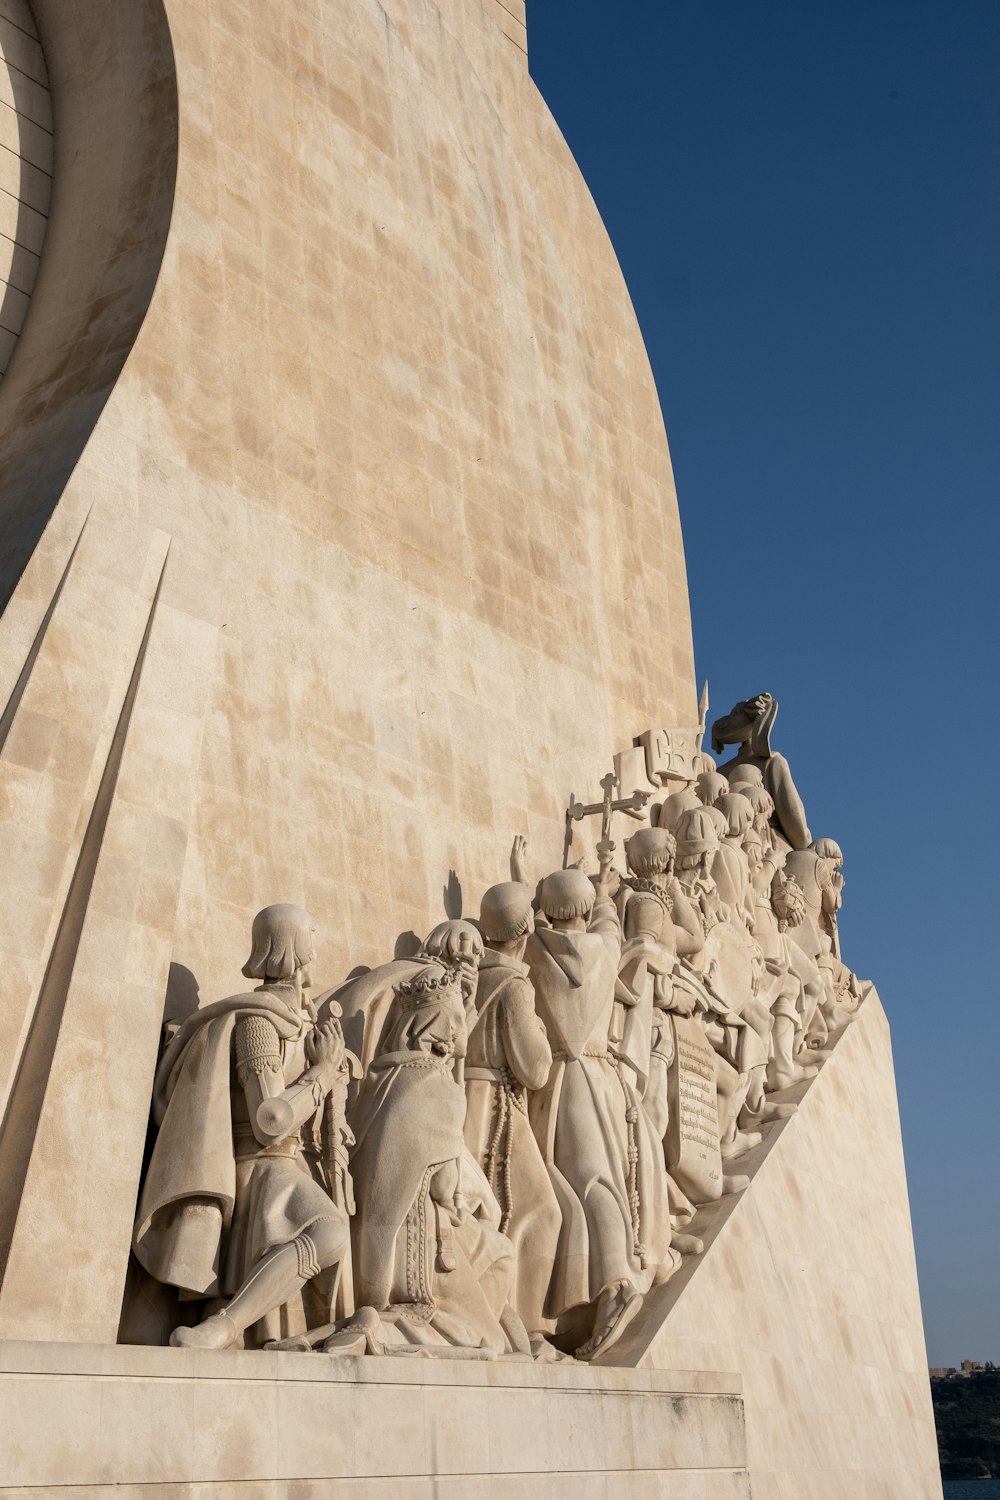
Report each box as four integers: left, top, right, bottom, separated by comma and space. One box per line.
0, 1, 53, 381
0, 0, 178, 608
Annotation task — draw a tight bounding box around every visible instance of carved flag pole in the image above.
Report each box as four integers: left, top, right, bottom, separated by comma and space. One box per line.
698, 680, 709, 752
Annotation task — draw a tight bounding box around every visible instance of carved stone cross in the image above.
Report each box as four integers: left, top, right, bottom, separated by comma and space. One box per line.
564, 771, 650, 867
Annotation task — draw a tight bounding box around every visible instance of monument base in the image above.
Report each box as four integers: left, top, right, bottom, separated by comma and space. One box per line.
0, 1343, 748, 1497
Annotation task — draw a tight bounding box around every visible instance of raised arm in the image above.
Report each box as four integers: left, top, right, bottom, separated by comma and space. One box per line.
589, 846, 622, 953
509, 833, 530, 887
667, 879, 705, 960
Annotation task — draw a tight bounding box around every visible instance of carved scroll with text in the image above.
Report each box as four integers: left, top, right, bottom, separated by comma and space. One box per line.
666, 1015, 723, 1204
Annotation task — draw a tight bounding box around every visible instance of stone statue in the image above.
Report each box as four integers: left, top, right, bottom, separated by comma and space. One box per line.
464, 874, 562, 1339
744, 831, 817, 1091
318, 917, 483, 1085
619, 827, 703, 1134
712, 693, 812, 852
277, 959, 530, 1359
783, 838, 857, 1034
711, 789, 757, 924
653, 785, 701, 833
737, 781, 783, 879
673, 807, 769, 1160
422, 918, 486, 1001
695, 769, 730, 808
125, 697, 861, 1367
133, 905, 353, 1349
620, 826, 707, 1253
728, 763, 764, 792
525, 859, 677, 1361
337, 962, 528, 1356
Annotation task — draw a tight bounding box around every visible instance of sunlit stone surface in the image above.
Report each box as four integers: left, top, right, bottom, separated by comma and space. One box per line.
0, 2, 939, 1495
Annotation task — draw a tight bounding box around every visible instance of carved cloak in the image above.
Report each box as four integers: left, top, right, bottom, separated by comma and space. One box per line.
348, 1045, 519, 1354
464, 948, 560, 1333
349, 1051, 467, 1309
133, 991, 310, 1297
525, 911, 675, 1320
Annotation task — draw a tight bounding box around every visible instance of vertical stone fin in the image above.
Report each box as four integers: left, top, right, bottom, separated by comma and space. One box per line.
0, 543, 169, 1281
0, 506, 90, 754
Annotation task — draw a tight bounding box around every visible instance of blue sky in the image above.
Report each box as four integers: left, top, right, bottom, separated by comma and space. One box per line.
528, 0, 999, 1366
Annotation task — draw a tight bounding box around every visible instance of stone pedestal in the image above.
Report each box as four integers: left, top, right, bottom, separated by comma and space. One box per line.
0, 1344, 748, 1497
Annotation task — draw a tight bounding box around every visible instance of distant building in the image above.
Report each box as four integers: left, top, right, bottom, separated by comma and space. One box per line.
929, 1367, 956, 1378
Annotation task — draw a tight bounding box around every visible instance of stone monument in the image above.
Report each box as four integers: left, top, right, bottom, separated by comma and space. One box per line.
0, 2, 942, 1496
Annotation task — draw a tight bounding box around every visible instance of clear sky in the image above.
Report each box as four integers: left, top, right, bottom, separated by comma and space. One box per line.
528, 0, 999, 1367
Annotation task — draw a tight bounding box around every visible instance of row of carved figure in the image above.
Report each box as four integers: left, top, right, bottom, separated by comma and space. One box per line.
132, 694, 861, 1362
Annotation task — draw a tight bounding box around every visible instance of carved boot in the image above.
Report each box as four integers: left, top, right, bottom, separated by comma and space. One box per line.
720, 1127, 762, 1161
767, 1015, 817, 1091
671, 1229, 705, 1256
754, 1100, 797, 1123
170, 1310, 239, 1350
172, 1222, 344, 1350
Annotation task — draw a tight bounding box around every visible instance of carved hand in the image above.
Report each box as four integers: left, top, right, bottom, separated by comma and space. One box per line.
510, 833, 529, 885
305, 1019, 344, 1085
429, 1158, 462, 1220
595, 849, 620, 900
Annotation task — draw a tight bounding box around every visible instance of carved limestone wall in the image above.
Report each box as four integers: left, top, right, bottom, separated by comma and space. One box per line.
0, 0, 694, 1348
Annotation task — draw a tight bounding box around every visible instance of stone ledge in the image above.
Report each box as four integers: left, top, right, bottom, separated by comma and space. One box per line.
0, 1343, 748, 1492
2, 1475, 751, 1500
0, 1338, 741, 1392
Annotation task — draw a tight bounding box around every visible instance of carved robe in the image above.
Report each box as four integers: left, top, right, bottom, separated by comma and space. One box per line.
718, 751, 811, 852
751, 870, 803, 1028
619, 887, 698, 1228
525, 901, 675, 1325
712, 838, 756, 928
464, 948, 560, 1334
347, 980, 523, 1355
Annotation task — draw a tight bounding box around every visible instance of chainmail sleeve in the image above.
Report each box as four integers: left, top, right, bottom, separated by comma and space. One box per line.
234, 1013, 283, 1088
